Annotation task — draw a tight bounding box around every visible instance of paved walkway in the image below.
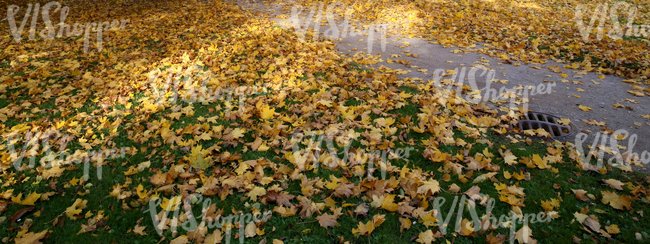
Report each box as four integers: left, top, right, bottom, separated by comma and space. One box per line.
236, 0, 650, 172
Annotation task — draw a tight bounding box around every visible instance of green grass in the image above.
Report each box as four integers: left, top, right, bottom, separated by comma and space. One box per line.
3, 86, 648, 243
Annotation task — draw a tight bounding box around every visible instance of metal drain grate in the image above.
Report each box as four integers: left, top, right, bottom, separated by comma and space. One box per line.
518, 112, 573, 137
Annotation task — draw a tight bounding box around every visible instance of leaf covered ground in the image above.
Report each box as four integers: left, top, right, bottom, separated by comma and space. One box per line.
1, 0, 650, 243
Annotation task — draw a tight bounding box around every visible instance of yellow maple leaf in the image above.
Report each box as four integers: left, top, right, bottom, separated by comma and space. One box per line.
504, 153, 518, 165
14, 229, 48, 244
160, 196, 182, 211
136, 184, 148, 199
260, 104, 275, 120
513, 171, 526, 180
504, 170, 512, 179
43, 165, 66, 179
69, 177, 80, 186
231, 64, 241, 72
541, 200, 554, 212
420, 211, 437, 228
601, 191, 632, 210
578, 105, 592, 111
458, 218, 474, 236
232, 128, 246, 139
123, 166, 139, 176
205, 229, 223, 244
1, 189, 14, 199
257, 143, 270, 152
188, 145, 212, 170
535, 128, 550, 137
399, 92, 413, 99
603, 179, 624, 191
417, 179, 440, 196
381, 194, 398, 212
65, 199, 88, 219
247, 187, 267, 201
557, 118, 571, 125
532, 154, 551, 169
416, 230, 435, 244
352, 220, 375, 237
12, 192, 41, 206
606, 224, 620, 234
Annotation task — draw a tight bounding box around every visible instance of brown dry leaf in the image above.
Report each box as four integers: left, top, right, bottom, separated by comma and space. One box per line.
355, 203, 369, 217
333, 183, 354, 198
250, 137, 263, 151
603, 179, 625, 191
571, 235, 581, 243
584, 217, 601, 233
572, 189, 589, 202
170, 236, 189, 244
399, 217, 411, 233
486, 232, 507, 244
244, 222, 257, 238
133, 224, 147, 236
0, 201, 11, 214
514, 225, 536, 244
204, 229, 223, 244
473, 172, 498, 184
316, 213, 339, 229
150, 171, 169, 186
448, 184, 461, 194
465, 185, 481, 199
273, 206, 297, 217
10, 207, 34, 225
261, 191, 295, 208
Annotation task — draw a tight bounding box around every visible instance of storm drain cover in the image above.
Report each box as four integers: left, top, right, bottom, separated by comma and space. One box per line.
518, 112, 573, 138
